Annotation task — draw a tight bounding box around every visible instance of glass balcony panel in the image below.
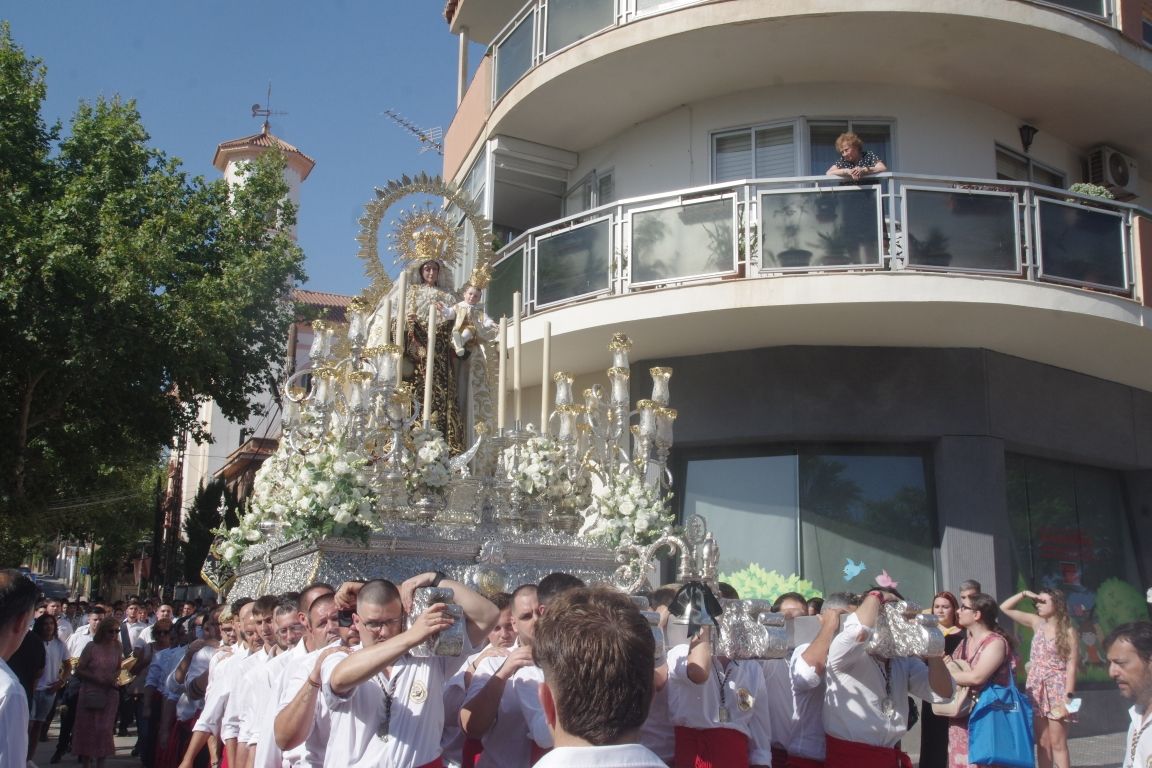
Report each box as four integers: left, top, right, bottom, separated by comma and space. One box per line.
1037, 200, 1126, 290
545, 0, 614, 55
534, 218, 612, 306
904, 189, 1019, 272
630, 197, 735, 285
488, 246, 525, 320
759, 187, 882, 270
495, 12, 534, 100
1038, 0, 1105, 16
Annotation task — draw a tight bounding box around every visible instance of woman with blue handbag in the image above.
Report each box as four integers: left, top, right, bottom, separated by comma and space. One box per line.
942, 593, 1016, 767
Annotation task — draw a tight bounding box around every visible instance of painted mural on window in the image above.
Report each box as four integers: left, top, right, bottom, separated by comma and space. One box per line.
1006, 453, 1149, 684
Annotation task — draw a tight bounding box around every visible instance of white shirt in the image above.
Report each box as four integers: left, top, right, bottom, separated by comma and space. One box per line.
533, 743, 668, 767
787, 643, 826, 761
223, 647, 270, 741
1124, 705, 1152, 768
66, 628, 93, 661
760, 659, 793, 750
276, 641, 341, 768
193, 644, 249, 736
55, 616, 74, 643
823, 617, 947, 748
463, 654, 548, 768
251, 640, 309, 766
440, 653, 476, 768
36, 637, 68, 691
323, 647, 462, 768
0, 659, 29, 768
666, 644, 773, 765
637, 684, 674, 762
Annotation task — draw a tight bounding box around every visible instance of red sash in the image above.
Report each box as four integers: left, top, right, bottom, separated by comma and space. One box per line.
824, 735, 911, 768
786, 756, 825, 768
530, 744, 552, 764
673, 725, 749, 768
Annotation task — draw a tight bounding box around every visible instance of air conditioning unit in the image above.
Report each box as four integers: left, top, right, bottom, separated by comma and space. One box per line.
1087, 145, 1139, 198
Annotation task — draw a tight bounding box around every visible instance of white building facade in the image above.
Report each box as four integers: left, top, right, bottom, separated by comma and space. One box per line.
439, 0, 1152, 736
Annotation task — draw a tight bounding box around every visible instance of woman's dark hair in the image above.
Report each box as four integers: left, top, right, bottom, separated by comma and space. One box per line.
968, 592, 1016, 652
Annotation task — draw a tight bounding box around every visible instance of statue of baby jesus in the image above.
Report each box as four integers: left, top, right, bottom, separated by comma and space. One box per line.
451, 283, 495, 357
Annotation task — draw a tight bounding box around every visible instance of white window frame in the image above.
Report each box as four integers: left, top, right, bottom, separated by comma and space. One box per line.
994, 144, 1067, 189
710, 117, 895, 183
564, 168, 615, 215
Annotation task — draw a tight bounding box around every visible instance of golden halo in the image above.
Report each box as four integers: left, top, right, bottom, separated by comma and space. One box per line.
355, 172, 494, 307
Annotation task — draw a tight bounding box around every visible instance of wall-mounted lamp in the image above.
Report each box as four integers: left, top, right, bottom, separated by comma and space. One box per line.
1019, 124, 1039, 154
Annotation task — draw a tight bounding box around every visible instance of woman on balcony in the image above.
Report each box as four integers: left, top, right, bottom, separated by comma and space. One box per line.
826, 132, 887, 182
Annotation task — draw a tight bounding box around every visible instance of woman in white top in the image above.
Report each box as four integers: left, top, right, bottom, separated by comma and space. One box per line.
30, 615, 68, 758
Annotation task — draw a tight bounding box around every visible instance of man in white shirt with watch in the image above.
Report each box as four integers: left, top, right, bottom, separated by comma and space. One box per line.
822, 587, 952, 768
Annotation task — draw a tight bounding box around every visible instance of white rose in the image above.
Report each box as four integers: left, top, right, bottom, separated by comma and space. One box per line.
333, 509, 352, 525
244, 528, 261, 543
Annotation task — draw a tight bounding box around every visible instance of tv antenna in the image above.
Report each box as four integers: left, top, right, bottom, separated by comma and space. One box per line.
251, 83, 288, 130
383, 109, 443, 155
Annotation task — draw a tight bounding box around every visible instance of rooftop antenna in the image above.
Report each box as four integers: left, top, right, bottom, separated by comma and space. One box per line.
251, 82, 288, 131
383, 109, 444, 155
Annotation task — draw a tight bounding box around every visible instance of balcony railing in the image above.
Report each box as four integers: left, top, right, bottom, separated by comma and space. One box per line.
484, 174, 1145, 320
489, 0, 1114, 103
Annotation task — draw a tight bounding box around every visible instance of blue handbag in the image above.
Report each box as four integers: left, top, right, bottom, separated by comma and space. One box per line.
967, 677, 1035, 768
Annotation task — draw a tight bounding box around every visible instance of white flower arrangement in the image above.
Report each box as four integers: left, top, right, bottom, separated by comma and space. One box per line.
405, 426, 452, 491
578, 465, 673, 549
216, 440, 376, 567
501, 433, 591, 511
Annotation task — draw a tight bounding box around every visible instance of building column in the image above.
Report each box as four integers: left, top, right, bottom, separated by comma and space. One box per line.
934, 435, 1015, 600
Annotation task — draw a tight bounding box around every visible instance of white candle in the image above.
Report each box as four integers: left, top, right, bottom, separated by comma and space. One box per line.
513, 291, 522, 426
540, 321, 551, 432
497, 317, 508, 432
422, 303, 436, 427
380, 298, 391, 346
394, 272, 408, 385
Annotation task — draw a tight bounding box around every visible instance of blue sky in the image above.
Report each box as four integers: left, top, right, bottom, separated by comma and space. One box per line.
4, 2, 463, 297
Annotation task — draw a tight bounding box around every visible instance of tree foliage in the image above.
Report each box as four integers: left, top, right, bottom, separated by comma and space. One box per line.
182, 479, 239, 584
0, 24, 306, 533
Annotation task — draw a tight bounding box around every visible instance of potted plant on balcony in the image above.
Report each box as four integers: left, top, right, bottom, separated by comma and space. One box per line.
909, 227, 951, 267
818, 224, 858, 265
771, 195, 813, 267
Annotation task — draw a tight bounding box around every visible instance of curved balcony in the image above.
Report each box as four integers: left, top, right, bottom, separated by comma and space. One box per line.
486, 174, 1152, 391
446, 0, 1152, 178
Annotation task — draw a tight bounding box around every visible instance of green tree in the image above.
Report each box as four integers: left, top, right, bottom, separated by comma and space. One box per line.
0, 24, 306, 537
182, 479, 239, 584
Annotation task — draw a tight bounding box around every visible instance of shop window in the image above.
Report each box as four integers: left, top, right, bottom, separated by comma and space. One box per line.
678, 446, 935, 607
1006, 453, 1145, 685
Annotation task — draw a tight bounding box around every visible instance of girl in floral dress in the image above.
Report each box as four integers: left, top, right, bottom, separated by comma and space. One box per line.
1001, 588, 1079, 768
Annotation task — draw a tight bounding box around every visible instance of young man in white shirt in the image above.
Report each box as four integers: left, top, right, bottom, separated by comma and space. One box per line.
1103, 621, 1152, 768
0, 569, 40, 768
822, 587, 952, 768
326, 573, 498, 768
531, 586, 666, 768
461, 573, 584, 767
273, 591, 346, 768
